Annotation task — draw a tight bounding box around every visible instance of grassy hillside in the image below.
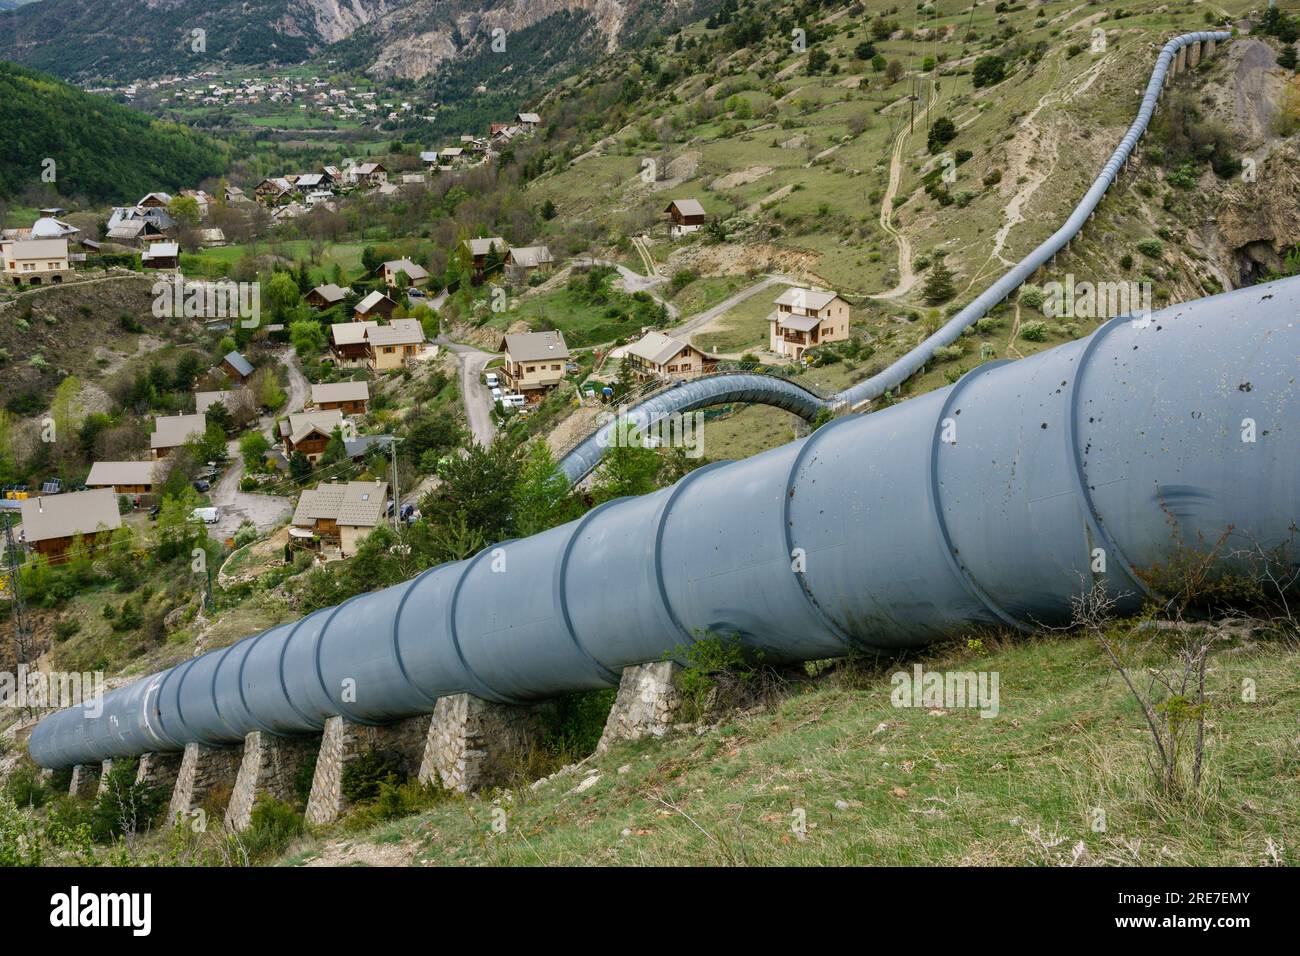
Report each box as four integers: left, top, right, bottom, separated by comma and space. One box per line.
273, 624, 1297, 867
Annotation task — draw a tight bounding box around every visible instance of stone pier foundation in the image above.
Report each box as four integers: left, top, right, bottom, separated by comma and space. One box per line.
1206, 39, 1216, 57
167, 742, 243, 827
135, 751, 184, 795
68, 764, 100, 799
1188, 40, 1201, 69
306, 714, 431, 826
226, 731, 320, 832
418, 695, 551, 793
596, 661, 685, 755
1175, 45, 1186, 74
95, 759, 114, 797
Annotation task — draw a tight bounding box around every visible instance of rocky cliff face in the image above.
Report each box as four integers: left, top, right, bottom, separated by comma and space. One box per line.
0, 0, 699, 82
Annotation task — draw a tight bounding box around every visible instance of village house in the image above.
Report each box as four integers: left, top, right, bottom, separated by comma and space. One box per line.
379, 259, 428, 288
462, 237, 508, 284
767, 287, 852, 361
85, 461, 158, 495
504, 245, 554, 282
516, 112, 541, 129
290, 479, 388, 557
224, 185, 250, 204
195, 390, 239, 415
665, 199, 706, 237
255, 177, 296, 205
497, 330, 569, 396
19, 489, 122, 564
330, 321, 376, 368
367, 319, 425, 371
2, 237, 71, 286
137, 192, 171, 209
279, 409, 344, 463
623, 331, 716, 381
141, 242, 180, 270
311, 380, 370, 415
353, 162, 388, 187
354, 290, 397, 322
307, 283, 348, 309
150, 413, 207, 459
218, 350, 254, 384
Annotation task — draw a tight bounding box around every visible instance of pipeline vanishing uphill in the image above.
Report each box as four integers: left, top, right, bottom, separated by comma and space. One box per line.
29, 277, 1300, 767
30, 29, 1298, 769
559, 30, 1231, 484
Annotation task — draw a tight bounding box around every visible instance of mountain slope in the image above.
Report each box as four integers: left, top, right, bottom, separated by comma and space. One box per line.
0, 61, 227, 201
0, 0, 712, 84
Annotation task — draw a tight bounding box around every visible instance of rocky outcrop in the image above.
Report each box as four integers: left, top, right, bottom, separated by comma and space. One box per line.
1217, 141, 1300, 284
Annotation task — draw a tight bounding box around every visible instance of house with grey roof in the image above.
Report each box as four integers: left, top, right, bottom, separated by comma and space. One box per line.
624, 331, 715, 381
497, 330, 569, 395
150, 413, 207, 459
20, 489, 122, 563
291, 479, 388, 555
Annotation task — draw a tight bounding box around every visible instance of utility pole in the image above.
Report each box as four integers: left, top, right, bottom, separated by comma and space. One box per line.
387, 436, 404, 531
2, 512, 33, 716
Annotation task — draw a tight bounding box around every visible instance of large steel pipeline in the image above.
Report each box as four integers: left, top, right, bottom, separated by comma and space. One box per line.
556, 30, 1232, 482
28, 277, 1300, 767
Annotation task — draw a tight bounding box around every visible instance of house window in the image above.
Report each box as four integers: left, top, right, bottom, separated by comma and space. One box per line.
383, 346, 395, 354
551, 364, 560, 371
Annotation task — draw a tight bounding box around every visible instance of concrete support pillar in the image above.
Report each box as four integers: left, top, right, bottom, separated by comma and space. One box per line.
418, 695, 551, 793
168, 742, 243, 827
68, 763, 101, 799
95, 759, 114, 797
1206, 39, 1216, 58
1175, 45, 1186, 75
1188, 41, 1201, 69
306, 714, 432, 826
596, 661, 685, 755
226, 731, 319, 832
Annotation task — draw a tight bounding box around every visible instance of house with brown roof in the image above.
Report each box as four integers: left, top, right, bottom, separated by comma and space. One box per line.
255, 177, 296, 205
141, 242, 180, 270
85, 461, 158, 495
218, 350, 254, 384
291, 479, 388, 556
664, 199, 706, 237
624, 331, 715, 381
279, 409, 344, 463
497, 330, 569, 395
353, 162, 388, 187
311, 380, 370, 415
330, 321, 376, 368
20, 489, 122, 563
504, 245, 554, 281
367, 319, 424, 371
767, 287, 851, 361
307, 283, 348, 309
461, 237, 508, 284
150, 413, 207, 459
354, 290, 397, 322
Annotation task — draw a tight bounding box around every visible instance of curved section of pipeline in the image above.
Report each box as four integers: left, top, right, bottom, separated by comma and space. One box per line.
556, 31, 1230, 482
560, 372, 827, 483
29, 277, 1300, 768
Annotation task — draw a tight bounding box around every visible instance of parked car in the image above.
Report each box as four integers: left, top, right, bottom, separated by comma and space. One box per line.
484, 372, 499, 388
190, 507, 219, 525
193, 479, 210, 493
490, 386, 503, 402
148, 505, 161, 521
501, 393, 526, 409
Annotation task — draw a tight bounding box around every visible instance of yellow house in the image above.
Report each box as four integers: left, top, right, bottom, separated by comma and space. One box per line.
497, 330, 569, 395
3, 237, 71, 286
366, 319, 424, 371
768, 287, 851, 360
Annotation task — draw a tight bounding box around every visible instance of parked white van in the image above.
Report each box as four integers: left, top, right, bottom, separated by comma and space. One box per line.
484, 372, 499, 388
191, 507, 219, 525
501, 393, 526, 409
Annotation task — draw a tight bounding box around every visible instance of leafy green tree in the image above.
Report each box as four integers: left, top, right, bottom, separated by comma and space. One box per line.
167, 195, 201, 228
512, 442, 579, 536
266, 272, 301, 323
320, 425, 348, 467
928, 116, 957, 153
155, 487, 205, 562
289, 319, 325, 358
240, 430, 271, 472
973, 55, 1006, 88
592, 422, 661, 502
420, 441, 522, 544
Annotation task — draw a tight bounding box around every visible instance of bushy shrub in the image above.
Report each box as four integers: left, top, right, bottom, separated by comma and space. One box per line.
241, 798, 305, 859
1020, 321, 1049, 342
